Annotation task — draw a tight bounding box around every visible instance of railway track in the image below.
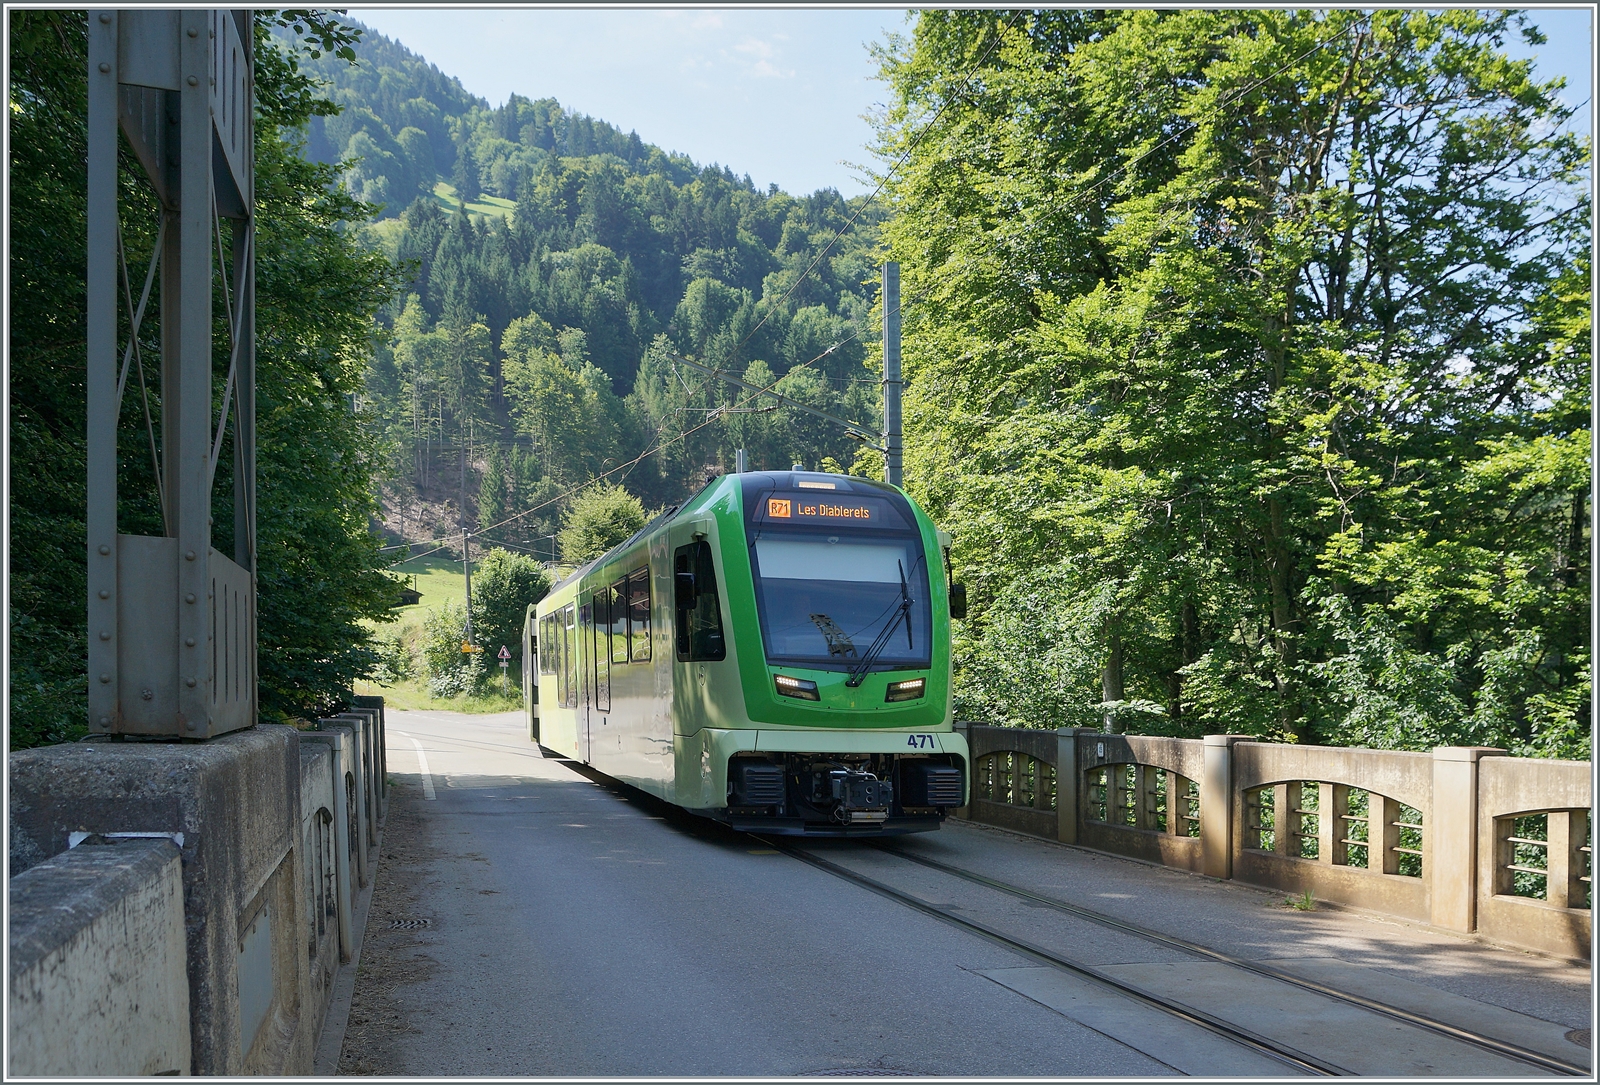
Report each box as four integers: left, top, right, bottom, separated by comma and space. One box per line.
756, 837, 1588, 1078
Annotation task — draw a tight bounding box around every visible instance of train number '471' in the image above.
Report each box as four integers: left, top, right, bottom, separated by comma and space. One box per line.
906, 734, 936, 749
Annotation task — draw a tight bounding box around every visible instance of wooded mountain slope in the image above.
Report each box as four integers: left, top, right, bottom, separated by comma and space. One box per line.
289, 22, 888, 553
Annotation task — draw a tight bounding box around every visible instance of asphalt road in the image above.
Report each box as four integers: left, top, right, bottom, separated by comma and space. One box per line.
343, 709, 1176, 1077
340, 709, 1590, 1078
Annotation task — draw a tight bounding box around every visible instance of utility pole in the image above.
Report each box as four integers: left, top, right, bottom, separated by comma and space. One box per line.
882, 261, 903, 489
736, 448, 748, 473
463, 528, 474, 647
461, 432, 473, 647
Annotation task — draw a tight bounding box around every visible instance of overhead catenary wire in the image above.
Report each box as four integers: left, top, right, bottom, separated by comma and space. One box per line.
386, 341, 846, 570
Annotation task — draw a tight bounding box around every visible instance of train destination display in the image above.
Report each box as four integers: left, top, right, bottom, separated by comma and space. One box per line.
756, 492, 901, 528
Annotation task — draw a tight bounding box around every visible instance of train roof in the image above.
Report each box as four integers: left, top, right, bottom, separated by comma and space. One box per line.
541, 470, 906, 598
545, 500, 683, 597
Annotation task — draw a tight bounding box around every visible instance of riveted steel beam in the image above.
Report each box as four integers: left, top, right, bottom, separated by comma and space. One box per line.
86, 10, 256, 739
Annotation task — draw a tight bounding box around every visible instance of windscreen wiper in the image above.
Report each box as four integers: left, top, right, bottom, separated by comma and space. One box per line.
845, 561, 913, 687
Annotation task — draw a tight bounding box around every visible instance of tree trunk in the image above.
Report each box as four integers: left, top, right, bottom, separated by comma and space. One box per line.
1266, 495, 1305, 741
1102, 628, 1125, 734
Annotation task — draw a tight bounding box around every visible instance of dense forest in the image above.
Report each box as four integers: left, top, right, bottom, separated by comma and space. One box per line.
881, 10, 1590, 755
289, 23, 890, 556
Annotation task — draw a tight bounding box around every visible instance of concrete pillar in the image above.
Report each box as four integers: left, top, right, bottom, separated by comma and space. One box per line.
1318, 782, 1350, 865
1546, 809, 1588, 910
1165, 771, 1181, 835
1201, 735, 1251, 879
297, 731, 353, 963
1272, 783, 1292, 856
1430, 746, 1506, 933
1055, 729, 1079, 843
9, 728, 311, 1074
1132, 766, 1155, 831
1378, 794, 1404, 874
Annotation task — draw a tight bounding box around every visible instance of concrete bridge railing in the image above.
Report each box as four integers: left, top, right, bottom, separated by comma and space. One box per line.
7, 699, 386, 1077
954, 723, 1591, 960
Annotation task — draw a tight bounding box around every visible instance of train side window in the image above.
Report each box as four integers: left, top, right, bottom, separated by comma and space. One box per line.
552, 613, 565, 706
541, 615, 556, 674
593, 590, 611, 711
562, 604, 578, 707
674, 541, 726, 662
628, 570, 651, 662
609, 578, 629, 665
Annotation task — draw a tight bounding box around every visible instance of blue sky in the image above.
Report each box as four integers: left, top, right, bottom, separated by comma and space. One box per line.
355, 7, 1593, 198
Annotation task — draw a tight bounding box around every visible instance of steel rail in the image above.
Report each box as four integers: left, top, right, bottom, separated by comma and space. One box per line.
756, 837, 1344, 1077
871, 845, 1589, 1078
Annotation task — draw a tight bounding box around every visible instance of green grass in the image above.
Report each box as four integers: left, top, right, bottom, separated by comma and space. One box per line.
355, 676, 523, 714
387, 551, 477, 616
364, 552, 527, 713
430, 180, 514, 219
355, 184, 512, 255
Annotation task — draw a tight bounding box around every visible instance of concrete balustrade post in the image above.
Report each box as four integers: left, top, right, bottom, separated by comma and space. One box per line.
1545, 809, 1587, 910
1430, 746, 1507, 933
1272, 783, 1292, 856
1136, 766, 1157, 831
1201, 735, 1250, 879
1379, 794, 1404, 875
1318, 782, 1349, 865
1165, 771, 1181, 835
1055, 728, 1080, 844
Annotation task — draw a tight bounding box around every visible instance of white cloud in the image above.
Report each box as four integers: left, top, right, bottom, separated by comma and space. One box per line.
730, 37, 795, 78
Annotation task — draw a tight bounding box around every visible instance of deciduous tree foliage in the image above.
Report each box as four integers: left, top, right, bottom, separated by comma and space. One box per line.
468, 548, 552, 675
8, 11, 405, 745
558, 483, 650, 565
880, 10, 1589, 753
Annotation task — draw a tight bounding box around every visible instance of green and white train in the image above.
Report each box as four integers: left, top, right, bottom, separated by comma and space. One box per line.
522, 470, 969, 835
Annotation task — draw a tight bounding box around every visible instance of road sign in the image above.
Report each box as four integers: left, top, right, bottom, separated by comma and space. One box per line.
498, 645, 511, 661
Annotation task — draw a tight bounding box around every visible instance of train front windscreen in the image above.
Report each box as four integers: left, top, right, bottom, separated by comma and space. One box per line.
744, 483, 932, 671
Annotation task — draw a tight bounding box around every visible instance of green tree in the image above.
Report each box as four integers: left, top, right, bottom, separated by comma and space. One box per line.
478, 443, 508, 528
421, 598, 484, 697
470, 547, 552, 677
559, 482, 648, 564
881, 9, 1589, 750
450, 140, 481, 201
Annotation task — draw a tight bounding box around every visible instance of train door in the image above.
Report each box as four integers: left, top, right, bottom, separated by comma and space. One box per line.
578, 600, 593, 763
523, 606, 538, 743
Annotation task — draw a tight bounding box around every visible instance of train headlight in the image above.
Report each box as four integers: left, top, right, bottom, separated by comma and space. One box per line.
774, 674, 820, 701
885, 677, 926, 702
